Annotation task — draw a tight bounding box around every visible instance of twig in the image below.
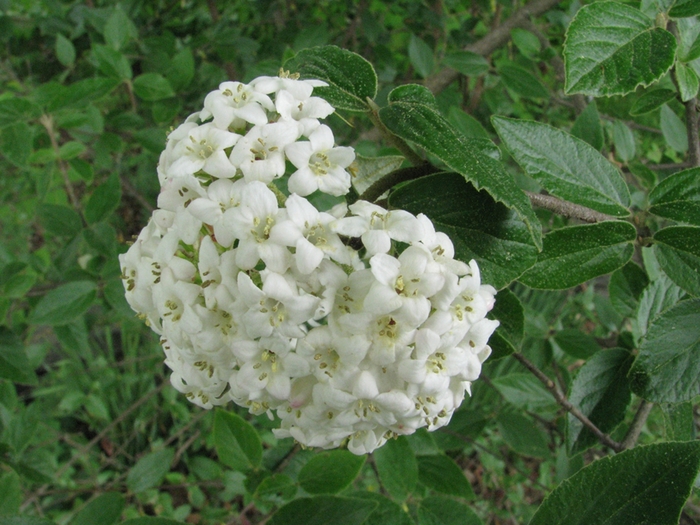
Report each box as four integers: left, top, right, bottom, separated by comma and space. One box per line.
684, 98, 700, 167
511, 352, 623, 452
366, 98, 424, 166
619, 400, 653, 450
525, 191, 618, 223
40, 114, 82, 214
120, 175, 155, 213
358, 163, 439, 203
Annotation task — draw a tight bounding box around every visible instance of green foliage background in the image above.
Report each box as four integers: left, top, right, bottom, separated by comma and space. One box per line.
1, 0, 699, 524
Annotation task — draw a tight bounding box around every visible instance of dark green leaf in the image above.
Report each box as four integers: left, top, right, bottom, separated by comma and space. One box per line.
631, 298, 700, 402
442, 51, 489, 76
683, 33, 700, 62
58, 141, 86, 160
1, 122, 31, 167
254, 474, 297, 505
352, 154, 404, 196
55, 34, 76, 67
661, 402, 695, 441
660, 104, 688, 152
511, 28, 542, 59
408, 35, 434, 78
104, 7, 136, 50
380, 103, 542, 250
633, 274, 684, 342
653, 226, 700, 296
566, 348, 634, 455
92, 45, 132, 80
563, 1, 676, 96
28, 281, 97, 326
417, 454, 475, 499
83, 223, 118, 257
519, 222, 636, 289
670, 0, 700, 17
388, 173, 539, 289
350, 492, 414, 525
418, 495, 484, 525
47, 78, 120, 112
132, 73, 175, 101
0, 470, 21, 516
387, 84, 436, 107
492, 373, 556, 410
121, 519, 186, 525
36, 204, 82, 237
0, 336, 37, 385
497, 411, 549, 458
0, 518, 55, 525
551, 329, 601, 359
84, 174, 121, 225
630, 88, 677, 116
268, 496, 377, 525
570, 101, 603, 150
490, 287, 524, 346
167, 48, 195, 91
488, 332, 516, 361
493, 117, 630, 216
529, 442, 700, 525
214, 410, 262, 471
284, 46, 377, 112
609, 262, 649, 317
676, 63, 699, 101
126, 448, 174, 494
0, 98, 41, 128
447, 107, 490, 141
69, 493, 124, 525
298, 449, 365, 494
498, 63, 549, 99
612, 121, 635, 162
373, 436, 418, 500
649, 167, 700, 225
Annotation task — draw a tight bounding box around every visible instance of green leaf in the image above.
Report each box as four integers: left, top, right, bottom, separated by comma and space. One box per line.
58, 141, 86, 160
633, 274, 684, 342
612, 121, 635, 162
563, 1, 676, 96
373, 436, 418, 500
649, 167, 700, 225
417, 454, 475, 499
121, 519, 186, 525
28, 281, 97, 326
214, 410, 262, 471
519, 222, 636, 289
492, 373, 556, 410
0, 98, 41, 128
350, 492, 414, 525
660, 104, 688, 152
529, 442, 700, 525
0, 518, 55, 525
380, 102, 542, 250
653, 226, 700, 296
493, 117, 630, 216
284, 45, 377, 112
661, 402, 695, 441
132, 73, 175, 101
670, 0, 700, 17
683, 32, 700, 62
55, 34, 76, 67
69, 493, 124, 525
351, 154, 404, 196
551, 329, 601, 359
0, 337, 37, 385
298, 450, 365, 495
630, 88, 677, 116
254, 474, 297, 505
498, 63, 549, 99
631, 298, 700, 402
388, 172, 539, 289
447, 107, 490, 141
167, 48, 195, 91
442, 51, 490, 76
387, 84, 437, 107
511, 28, 542, 59
103, 7, 137, 50
570, 101, 604, 150
126, 448, 174, 494
1, 122, 31, 167
609, 262, 649, 317
47, 78, 120, 112
566, 348, 634, 455
418, 495, 484, 525
408, 34, 434, 78
92, 45, 132, 80
497, 411, 549, 458
268, 496, 377, 525
676, 62, 699, 101
36, 204, 82, 237
490, 287, 524, 347
0, 470, 21, 516
85, 174, 121, 225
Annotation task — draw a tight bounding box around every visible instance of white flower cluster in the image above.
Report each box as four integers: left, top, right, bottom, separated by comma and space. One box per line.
120, 71, 499, 455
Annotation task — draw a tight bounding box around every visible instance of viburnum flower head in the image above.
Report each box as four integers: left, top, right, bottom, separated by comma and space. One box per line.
120, 69, 499, 455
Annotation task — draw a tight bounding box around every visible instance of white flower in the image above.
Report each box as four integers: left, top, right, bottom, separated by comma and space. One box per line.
186, 178, 247, 248
285, 125, 355, 196
229, 122, 300, 182
201, 81, 274, 129
168, 123, 240, 179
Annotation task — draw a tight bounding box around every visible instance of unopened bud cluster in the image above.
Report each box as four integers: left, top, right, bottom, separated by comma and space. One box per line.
120, 71, 498, 454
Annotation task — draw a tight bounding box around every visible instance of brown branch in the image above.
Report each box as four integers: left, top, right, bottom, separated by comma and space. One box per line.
685, 98, 700, 167
359, 163, 439, 203
512, 352, 623, 452
40, 114, 82, 214
619, 400, 653, 450
525, 191, 618, 223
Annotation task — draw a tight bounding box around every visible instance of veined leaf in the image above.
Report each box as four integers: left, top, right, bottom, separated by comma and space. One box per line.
649, 167, 700, 225
630, 88, 676, 116
298, 450, 365, 494
653, 226, 700, 296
